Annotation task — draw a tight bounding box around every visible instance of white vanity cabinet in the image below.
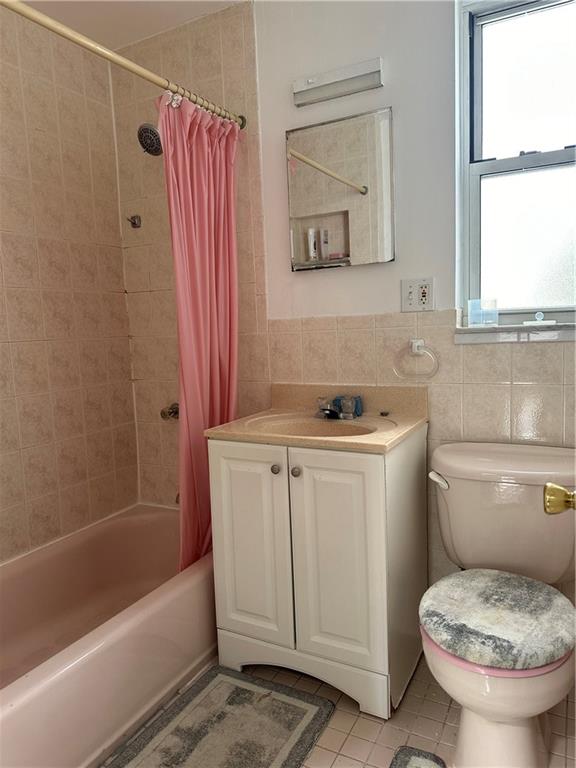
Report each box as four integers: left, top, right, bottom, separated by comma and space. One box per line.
208, 426, 427, 718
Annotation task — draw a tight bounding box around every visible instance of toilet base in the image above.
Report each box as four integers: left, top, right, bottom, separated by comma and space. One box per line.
453, 708, 548, 768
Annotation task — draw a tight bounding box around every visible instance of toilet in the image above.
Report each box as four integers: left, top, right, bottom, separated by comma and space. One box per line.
423, 443, 576, 768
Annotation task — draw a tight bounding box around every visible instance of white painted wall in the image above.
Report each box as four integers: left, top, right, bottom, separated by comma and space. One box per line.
255, 0, 455, 318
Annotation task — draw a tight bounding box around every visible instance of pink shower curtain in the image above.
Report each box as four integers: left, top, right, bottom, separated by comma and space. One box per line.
158, 95, 240, 570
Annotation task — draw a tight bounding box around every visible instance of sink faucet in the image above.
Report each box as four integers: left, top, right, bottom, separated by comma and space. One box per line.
316, 397, 341, 419
315, 395, 362, 420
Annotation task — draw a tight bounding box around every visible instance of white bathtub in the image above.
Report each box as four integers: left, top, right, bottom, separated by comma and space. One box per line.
0, 505, 216, 768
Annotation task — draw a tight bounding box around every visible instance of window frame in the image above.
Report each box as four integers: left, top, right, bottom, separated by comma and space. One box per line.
458, 0, 576, 327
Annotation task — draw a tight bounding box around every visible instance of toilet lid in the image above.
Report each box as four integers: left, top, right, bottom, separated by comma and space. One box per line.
419, 569, 575, 670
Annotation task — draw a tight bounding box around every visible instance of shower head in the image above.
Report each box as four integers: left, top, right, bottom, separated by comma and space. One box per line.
137, 123, 163, 156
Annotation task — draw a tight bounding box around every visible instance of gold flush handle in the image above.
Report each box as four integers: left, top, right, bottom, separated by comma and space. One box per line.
544, 482, 576, 515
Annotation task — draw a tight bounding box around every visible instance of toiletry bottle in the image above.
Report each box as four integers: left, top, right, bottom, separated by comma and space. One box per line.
319, 229, 329, 260
307, 228, 318, 261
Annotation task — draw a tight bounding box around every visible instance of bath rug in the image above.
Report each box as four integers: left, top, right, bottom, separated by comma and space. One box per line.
102, 665, 334, 768
390, 745, 447, 768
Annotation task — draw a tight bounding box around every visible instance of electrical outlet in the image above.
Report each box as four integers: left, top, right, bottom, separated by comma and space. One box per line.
401, 278, 435, 312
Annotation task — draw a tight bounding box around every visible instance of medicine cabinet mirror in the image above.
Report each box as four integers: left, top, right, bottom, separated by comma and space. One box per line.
286, 108, 395, 272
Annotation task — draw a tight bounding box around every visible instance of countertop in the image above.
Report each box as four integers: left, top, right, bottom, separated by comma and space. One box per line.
205, 384, 428, 455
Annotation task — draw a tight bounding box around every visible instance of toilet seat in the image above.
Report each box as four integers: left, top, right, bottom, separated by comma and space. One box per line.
419, 568, 575, 670
420, 626, 573, 679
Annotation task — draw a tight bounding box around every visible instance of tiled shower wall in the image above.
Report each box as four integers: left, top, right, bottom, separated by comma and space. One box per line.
112, 2, 270, 505
0, 8, 136, 563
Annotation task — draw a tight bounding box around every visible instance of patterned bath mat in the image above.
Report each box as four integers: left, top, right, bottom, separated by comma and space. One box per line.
390, 746, 447, 767
102, 665, 334, 768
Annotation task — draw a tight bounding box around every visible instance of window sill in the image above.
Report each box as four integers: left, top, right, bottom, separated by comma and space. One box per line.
454, 324, 575, 344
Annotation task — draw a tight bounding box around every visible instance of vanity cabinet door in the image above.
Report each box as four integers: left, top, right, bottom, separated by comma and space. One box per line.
289, 447, 388, 673
208, 440, 294, 648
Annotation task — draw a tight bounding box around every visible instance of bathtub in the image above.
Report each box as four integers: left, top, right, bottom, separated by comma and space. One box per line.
0, 504, 217, 768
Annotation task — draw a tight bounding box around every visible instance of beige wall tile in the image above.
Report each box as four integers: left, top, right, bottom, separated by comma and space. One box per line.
0, 451, 25, 509
52, 388, 85, 441
17, 394, 54, 448
59, 481, 90, 534
302, 331, 338, 384
0, 14, 133, 563
52, 36, 83, 92
0, 343, 14, 397
28, 492, 61, 547
421, 327, 462, 383
74, 291, 102, 338
269, 332, 303, 383
78, 339, 108, 385
236, 381, 271, 418
238, 334, 269, 382
22, 443, 58, 499
374, 312, 417, 330
239, 283, 257, 333
563, 386, 574, 448
427, 384, 462, 441
83, 385, 111, 433
6, 288, 45, 340
11, 341, 49, 394
302, 316, 338, 331
139, 462, 178, 506
89, 471, 117, 520
69, 243, 98, 290
101, 293, 129, 338
42, 291, 76, 339
463, 384, 511, 442
109, 380, 134, 424
56, 436, 87, 487
0, 176, 31, 232
512, 343, 564, 385
0, 112, 29, 180
37, 239, 70, 289
0, 398, 20, 453
563, 343, 575, 386
0, 503, 29, 561
463, 343, 512, 384
86, 429, 114, 478
116, 465, 138, 509
47, 340, 80, 390
376, 327, 419, 384
32, 181, 66, 239
17, 18, 54, 78
160, 421, 179, 467
337, 330, 376, 385
149, 246, 174, 293
337, 315, 375, 331
511, 384, 563, 445
138, 423, 162, 463
268, 318, 303, 334
1, 233, 38, 288
113, 423, 138, 469
107, 338, 132, 381
123, 247, 150, 292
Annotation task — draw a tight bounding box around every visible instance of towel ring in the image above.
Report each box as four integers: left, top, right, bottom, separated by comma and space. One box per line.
393, 338, 439, 380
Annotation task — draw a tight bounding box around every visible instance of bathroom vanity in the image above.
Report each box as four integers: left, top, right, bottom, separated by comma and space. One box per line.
205, 385, 428, 718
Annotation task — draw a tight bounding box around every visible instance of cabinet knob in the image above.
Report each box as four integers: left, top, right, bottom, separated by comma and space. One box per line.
270, 464, 281, 475
290, 466, 302, 478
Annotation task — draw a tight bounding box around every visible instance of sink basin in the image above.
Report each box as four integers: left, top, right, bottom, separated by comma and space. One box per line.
245, 415, 396, 438
256, 419, 375, 437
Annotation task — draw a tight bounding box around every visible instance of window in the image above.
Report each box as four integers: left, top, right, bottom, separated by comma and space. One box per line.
461, 0, 576, 325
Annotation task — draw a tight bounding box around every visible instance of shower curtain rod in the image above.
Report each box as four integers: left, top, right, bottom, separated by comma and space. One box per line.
0, 0, 247, 129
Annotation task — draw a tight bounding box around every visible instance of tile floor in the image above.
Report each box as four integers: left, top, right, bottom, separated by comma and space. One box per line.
243, 659, 576, 768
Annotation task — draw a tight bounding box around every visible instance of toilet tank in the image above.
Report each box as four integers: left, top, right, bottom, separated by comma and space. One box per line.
430, 443, 575, 584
